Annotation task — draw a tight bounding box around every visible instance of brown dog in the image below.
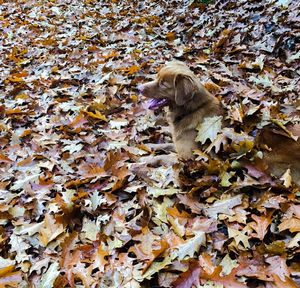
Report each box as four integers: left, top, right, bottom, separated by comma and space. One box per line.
138, 61, 222, 159
138, 61, 300, 186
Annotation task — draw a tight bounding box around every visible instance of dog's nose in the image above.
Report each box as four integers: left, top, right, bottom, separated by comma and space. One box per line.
137, 84, 145, 93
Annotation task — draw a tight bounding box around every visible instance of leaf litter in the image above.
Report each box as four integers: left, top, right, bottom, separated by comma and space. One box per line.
0, 0, 300, 287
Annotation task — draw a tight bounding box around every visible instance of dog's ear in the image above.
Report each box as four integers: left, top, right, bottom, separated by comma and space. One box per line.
174, 75, 195, 106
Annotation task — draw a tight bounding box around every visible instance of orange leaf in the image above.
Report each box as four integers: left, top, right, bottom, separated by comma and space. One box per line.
124, 65, 140, 75
0, 153, 12, 163
11, 71, 28, 78
91, 244, 109, 272
166, 32, 176, 41
167, 206, 190, 219
20, 129, 32, 137
201, 266, 247, 288
249, 212, 273, 240
0, 266, 14, 277
5, 108, 24, 115
38, 38, 57, 46
80, 163, 107, 178
17, 156, 33, 167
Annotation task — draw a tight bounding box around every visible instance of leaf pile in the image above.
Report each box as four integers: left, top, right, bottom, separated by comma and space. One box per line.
0, 0, 300, 287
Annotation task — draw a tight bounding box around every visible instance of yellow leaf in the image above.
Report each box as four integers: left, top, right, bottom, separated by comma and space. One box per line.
127, 65, 140, 75
15, 93, 29, 100
85, 110, 108, 121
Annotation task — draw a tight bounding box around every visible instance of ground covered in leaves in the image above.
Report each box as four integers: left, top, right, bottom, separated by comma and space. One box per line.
0, 0, 300, 287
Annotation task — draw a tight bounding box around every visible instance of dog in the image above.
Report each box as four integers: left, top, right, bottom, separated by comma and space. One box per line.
138, 61, 300, 186
138, 61, 222, 159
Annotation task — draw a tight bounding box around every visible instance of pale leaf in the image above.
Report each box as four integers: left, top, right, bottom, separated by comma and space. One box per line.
40, 262, 60, 288
228, 228, 250, 248
176, 232, 206, 260
196, 116, 223, 144
205, 195, 243, 219
147, 187, 182, 197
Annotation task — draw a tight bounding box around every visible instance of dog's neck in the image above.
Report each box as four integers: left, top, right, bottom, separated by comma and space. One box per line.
169, 90, 221, 124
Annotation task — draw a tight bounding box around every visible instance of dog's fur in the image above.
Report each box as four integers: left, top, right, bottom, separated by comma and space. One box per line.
139, 61, 222, 159
139, 61, 300, 186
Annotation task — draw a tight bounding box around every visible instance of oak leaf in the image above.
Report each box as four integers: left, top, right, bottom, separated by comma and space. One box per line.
39, 214, 65, 246
278, 218, 300, 233
196, 116, 223, 144
249, 212, 273, 240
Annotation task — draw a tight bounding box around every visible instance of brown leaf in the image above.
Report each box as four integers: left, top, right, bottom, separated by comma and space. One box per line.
249, 212, 273, 240
172, 261, 201, 288
278, 218, 300, 233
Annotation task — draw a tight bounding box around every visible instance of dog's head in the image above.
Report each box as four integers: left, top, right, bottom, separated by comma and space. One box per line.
138, 61, 199, 110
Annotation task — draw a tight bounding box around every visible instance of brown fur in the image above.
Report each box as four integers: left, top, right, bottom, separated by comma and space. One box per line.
140, 61, 300, 186
257, 125, 300, 186
140, 61, 222, 158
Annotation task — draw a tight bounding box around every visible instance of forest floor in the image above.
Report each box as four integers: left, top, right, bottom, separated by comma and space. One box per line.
0, 0, 300, 287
